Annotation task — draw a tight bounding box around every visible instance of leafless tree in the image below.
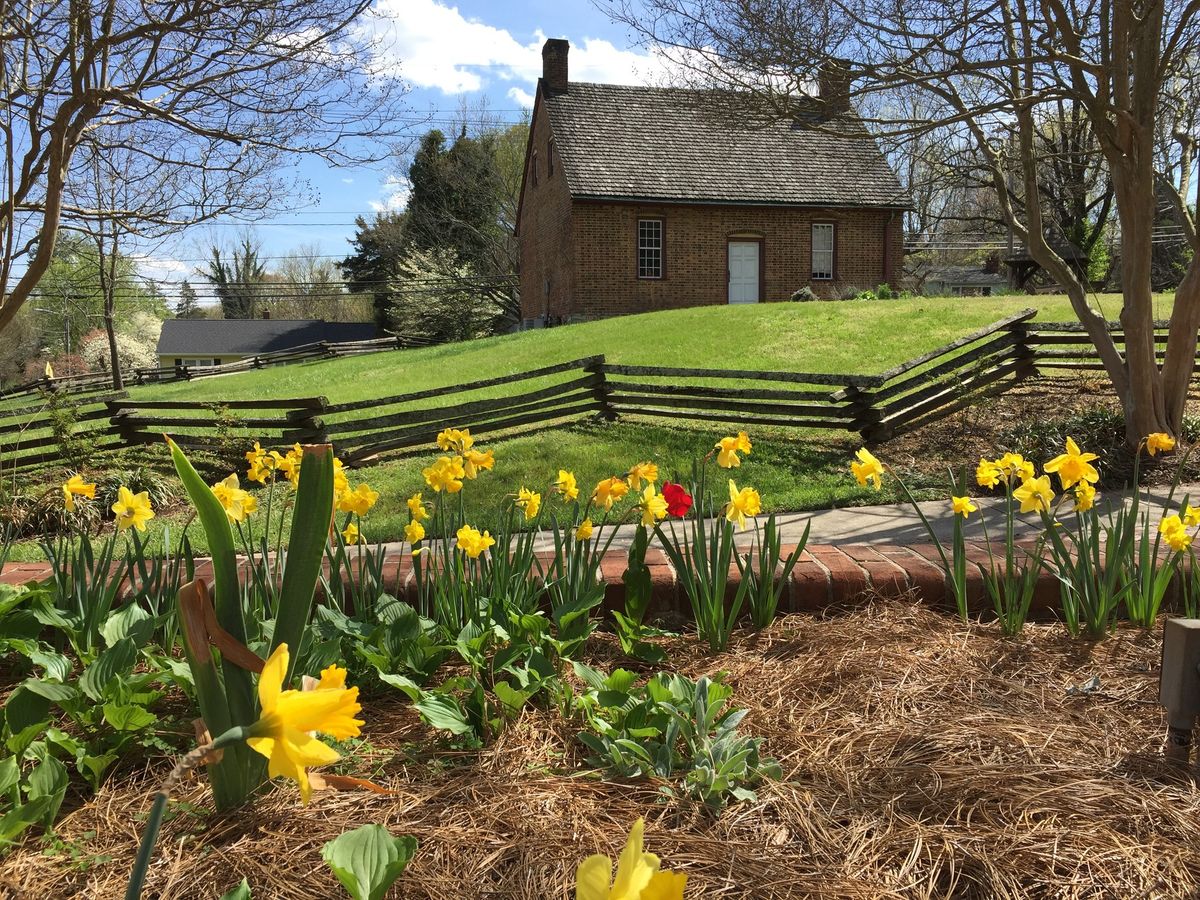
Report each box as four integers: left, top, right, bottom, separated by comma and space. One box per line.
0, 0, 407, 333
607, 0, 1200, 441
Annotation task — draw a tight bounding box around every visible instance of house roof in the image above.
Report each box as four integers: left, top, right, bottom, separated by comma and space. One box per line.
157, 319, 378, 356
925, 265, 1010, 287
542, 82, 910, 208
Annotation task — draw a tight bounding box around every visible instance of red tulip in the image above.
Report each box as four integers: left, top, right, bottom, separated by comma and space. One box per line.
662, 481, 692, 517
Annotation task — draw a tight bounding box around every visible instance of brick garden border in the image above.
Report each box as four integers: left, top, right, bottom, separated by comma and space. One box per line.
3, 539, 1154, 620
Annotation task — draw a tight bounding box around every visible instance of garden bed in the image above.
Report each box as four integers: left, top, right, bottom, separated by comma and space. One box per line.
1, 600, 1190, 899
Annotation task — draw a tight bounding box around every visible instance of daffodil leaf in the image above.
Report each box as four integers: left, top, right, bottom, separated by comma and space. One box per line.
321, 824, 417, 900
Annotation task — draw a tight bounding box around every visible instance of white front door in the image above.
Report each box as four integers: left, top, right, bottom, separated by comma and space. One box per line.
728, 241, 760, 304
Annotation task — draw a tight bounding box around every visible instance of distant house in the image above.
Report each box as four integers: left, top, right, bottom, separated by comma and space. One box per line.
156, 318, 378, 369
516, 40, 910, 325
921, 265, 1011, 297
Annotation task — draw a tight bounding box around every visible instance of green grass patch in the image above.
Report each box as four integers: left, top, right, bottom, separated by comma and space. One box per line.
127, 294, 1170, 408
4, 420, 889, 559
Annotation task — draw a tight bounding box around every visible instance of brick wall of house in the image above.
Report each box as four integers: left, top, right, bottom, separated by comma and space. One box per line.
517, 87, 575, 325
567, 201, 905, 320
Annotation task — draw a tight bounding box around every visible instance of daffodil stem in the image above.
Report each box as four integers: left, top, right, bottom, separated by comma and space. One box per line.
124, 727, 252, 900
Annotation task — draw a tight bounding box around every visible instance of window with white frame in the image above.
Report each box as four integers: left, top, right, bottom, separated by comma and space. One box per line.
811, 223, 835, 280
638, 219, 664, 279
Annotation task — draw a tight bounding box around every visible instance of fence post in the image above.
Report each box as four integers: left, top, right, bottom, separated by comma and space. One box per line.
107, 400, 135, 447
286, 396, 329, 445
1007, 318, 1039, 379
585, 355, 617, 421
840, 385, 887, 443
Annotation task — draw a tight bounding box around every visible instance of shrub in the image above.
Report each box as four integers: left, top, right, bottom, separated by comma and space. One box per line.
790, 285, 818, 302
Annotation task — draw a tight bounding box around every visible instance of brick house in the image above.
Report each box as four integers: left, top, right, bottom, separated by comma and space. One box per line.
516, 39, 910, 326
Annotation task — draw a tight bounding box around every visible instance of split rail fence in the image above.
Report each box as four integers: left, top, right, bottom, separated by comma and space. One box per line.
3, 308, 1195, 473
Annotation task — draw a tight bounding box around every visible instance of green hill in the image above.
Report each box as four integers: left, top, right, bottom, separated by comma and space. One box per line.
132, 294, 1155, 406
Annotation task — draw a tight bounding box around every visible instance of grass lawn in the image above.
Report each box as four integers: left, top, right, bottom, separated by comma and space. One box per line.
3, 294, 1172, 557
4, 420, 884, 559
128, 293, 1172, 407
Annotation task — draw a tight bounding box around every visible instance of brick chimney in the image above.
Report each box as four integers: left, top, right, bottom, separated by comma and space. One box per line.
818, 59, 851, 113
542, 39, 569, 94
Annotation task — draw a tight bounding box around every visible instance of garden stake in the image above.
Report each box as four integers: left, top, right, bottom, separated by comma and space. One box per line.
1159, 618, 1200, 763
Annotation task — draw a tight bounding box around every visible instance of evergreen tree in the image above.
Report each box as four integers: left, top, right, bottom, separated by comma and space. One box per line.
340, 211, 407, 329
203, 237, 266, 319
175, 280, 202, 318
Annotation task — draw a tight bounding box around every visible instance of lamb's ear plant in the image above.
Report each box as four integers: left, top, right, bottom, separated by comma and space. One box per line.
168, 436, 334, 810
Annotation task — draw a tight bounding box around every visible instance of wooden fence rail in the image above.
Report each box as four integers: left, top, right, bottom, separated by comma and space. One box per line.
5, 311, 1198, 474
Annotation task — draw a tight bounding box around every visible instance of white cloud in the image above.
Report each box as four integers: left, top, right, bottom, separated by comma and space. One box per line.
134, 255, 191, 282
362, 0, 674, 96
507, 86, 535, 109
370, 174, 410, 212
341, 176, 355, 184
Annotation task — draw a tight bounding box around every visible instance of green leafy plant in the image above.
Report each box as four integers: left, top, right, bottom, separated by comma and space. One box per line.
657, 466, 749, 652
613, 524, 667, 663
321, 825, 417, 900
576, 668, 780, 809
737, 514, 809, 628
170, 436, 334, 810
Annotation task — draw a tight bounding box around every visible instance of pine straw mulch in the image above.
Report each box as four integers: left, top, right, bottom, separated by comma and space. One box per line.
2, 598, 1197, 899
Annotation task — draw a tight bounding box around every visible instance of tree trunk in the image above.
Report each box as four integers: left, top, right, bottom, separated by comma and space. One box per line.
1113, 167, 1168, 442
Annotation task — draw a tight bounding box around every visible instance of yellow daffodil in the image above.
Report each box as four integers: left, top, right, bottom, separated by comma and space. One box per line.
594, 477, 630, 511
555, 469, 580, 501
576, 518, 594, 541
951, 495, 977, 518
337, 483, 379, 516
112, 486, 155, 532
245, 644, 363, 804
1160, 514, 1192, 552
271, 448, 301, 486
404, 520, 425, 545
332, 458, 350, 496
211, 474, 257, 524
407, 492, 430, 522
725, 480, 762, 530
517, 486, 542, 521
1184, 504, 1200, 528
422, 455, 465, 493
456, 524, 495, 559
436, 427, 473, 454
1012, 474, 1054, 514
850, 447, 884, 490
62, 474, 96, 512
341, 522, 363, 545
639, 485, 668, 526
1073, 482, 1097, 512
976, 458, 1001, 489
996, 452, 1035, 483
245, 442, 276, 483
1146, 433, 1176, 456
575, 818, 687, 900
714, 431, 752, 468
627, 462, 658, 491
1044, 437, 1100, 490
463, 448, 495, 479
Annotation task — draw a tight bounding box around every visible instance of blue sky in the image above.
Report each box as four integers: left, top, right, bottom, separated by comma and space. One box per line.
142, 0, 668, 298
